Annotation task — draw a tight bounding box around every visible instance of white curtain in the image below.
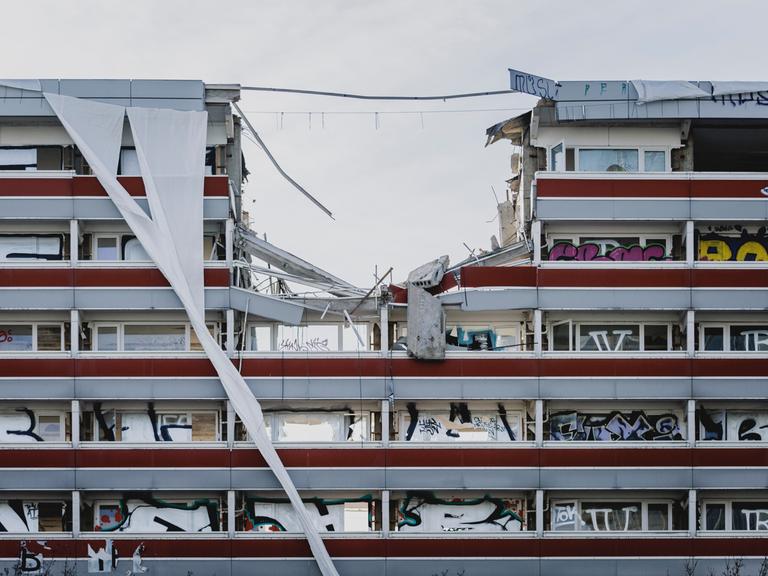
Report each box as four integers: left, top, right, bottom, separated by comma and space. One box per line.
44, 93, 338, 576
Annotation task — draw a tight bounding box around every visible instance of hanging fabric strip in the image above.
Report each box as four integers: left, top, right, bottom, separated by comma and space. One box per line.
44, 92, 339, 576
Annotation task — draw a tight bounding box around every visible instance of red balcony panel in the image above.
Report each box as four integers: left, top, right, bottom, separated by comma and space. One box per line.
76, 448, 230, 468
0, 268, 73, 287
0, 358, 75, 377
539, 267, 691, 288
536, 178, 691, 198
0, 448, 75, 468
541, 358, 692, 377
691, 179, 768, 198
73, 267, 229, 287
460, 266, 538, 288
231, 449, 386, 468
75, 357, 217, 377
693, 358, 768, 377
73, 176, 229, 197
386, 448, 539, 468
387, 537, 539, 557
540, 448, 692, 468
0, 178, 73, 197
694, 448, 768, 467
540, 538, 694, 557
693, 268, 768, 287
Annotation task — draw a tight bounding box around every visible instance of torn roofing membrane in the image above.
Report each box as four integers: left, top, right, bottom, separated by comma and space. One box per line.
43, 92, 340, 576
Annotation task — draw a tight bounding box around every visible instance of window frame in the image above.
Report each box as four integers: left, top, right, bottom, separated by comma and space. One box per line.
572, 146, 670, 173
701, 500, 768, 532
550, 499, 673, 532
0, 322, 65, 353
91, 322, 219, 352
547, 233, 673, 257
549, 321, 672, 353
699, 323, 768, 353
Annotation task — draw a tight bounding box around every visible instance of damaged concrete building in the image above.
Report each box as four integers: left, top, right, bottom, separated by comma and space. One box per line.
0, 74, 767, 576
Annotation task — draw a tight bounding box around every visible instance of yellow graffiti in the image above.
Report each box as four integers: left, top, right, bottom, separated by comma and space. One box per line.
736, 241, 768, 261
699, 240, 732, 261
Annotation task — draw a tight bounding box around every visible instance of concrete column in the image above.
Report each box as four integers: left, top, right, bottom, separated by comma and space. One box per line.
380, 304, 389, 354
686, 310, 695, 357
687, 399, 697, 447
70, 309, 80, 356
227, 490, 236, 537
533, 309, 543, 357
685, 220, 695, 265
71, 491, 80, 536
688, 489, 697, 535
225, 218, 235, 266
226, 401, 236, 447
532, 220, 542, 266
381, 490, 390, 536
535, 489, 544, 536
70, 400, 80, 448
380, 399, 390, 445
535, 399, 544, 446
226, 309, 236, 357
69, 219, 79, 264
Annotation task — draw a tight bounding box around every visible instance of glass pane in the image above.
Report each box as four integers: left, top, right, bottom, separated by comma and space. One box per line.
276, 413, 344, 442
0, 235, 62, 261
552, 323, 571, 351
248, 326, 272, 351
123, 324, 186, 351
38, 415, 63, 441
579, 149, 639, 172
706, 504, 726, 530
552, 502, 578, 531
580, 325, 640, 352
731, 325, 768, 351
37, 325, 62, 351
123, 237, 150, 261
96, 237, 118, 260
644, 325, 669, 351
277, 325, 338, 352
644, 150, 666, 172
703, 326, 724, 351
581, 502, 641, 531
550, 143, 564, 171
647, 503, 669, 530
732, 502, 768, 531
0, 324, 33, 351
96, 326, 118, 351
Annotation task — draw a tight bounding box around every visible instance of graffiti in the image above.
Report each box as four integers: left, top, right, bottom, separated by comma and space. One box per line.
87, 540, 119, 573
18, 542, 44, 574
446, 327, 497, 351
94, 403, 193, 442
509, 68, 559, 99
700, 409, 768, 441
278, 337, 330, 352
697, 228, 768, 261
552, 502, 578, 531
94, 496, 219, 532
403, 403, 517, 442
710, 91, 768, 107
0, 329, 15, 343
0, 501, 66, 532
583, 329, 636, 352
582, 504, 640, 531
129, 543, 147, 575
548, 241, 668, 262
739, 509, 768, 531
244, 495, 373, 533
398, 492, 524, 533
1, 409, 44, 442
549, 410, 684, 441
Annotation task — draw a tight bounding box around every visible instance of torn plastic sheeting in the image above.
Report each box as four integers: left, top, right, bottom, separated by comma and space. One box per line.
710, 81, 768, 97
43, 93, 339, 576
631, 80, 709, 104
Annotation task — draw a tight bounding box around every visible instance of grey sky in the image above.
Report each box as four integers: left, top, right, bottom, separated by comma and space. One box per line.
2, 0, 765, 286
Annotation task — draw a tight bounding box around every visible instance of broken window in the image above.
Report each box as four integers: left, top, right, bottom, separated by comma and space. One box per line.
445, 323, 524, 352
0, 500, 70, 532
579, 148, 639, 172
0, 235, 63, 261
0, 148, 37, 170
243, 495, 376, 533
90, 408, 218, 442
699, 323, 768, 352
702, 501, 768, 531
395, 493, 526, 533
0, 409, 67, 442
698, 408, 768, 442
546, 234, 673, 261
398, 405, 521, 442
91, 496, 221, 532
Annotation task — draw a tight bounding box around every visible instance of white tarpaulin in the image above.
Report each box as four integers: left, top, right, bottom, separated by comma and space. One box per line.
44, 93, 339, 576
711, 81, 768, 97
631, 80, 709, 104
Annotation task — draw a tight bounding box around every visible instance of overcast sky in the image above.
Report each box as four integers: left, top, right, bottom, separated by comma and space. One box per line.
2, 0, 766, 287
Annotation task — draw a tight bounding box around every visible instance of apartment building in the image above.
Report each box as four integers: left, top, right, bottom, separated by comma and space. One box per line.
0, 76, 766, 576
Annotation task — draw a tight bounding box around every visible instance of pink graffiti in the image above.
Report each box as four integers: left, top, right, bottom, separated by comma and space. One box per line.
548, 242, 667, 262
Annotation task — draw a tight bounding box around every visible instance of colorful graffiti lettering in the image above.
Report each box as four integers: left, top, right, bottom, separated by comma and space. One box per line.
548, 242, 668, 262
397, 492, 524, 532
94, 496, 219, 532
549, 410, 684, 441
697, 228, 768, 261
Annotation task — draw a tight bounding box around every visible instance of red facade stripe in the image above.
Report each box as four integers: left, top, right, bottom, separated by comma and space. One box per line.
536, 178, 768, 199
460, 266, 537, 287
0, 268, 229, 287
0, 176, 228, 197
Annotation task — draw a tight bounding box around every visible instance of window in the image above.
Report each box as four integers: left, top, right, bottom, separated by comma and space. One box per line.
0, 500, 69, 532
0, 148, 37, 170
93, 409, 218, 442
547, 234, 672, 262
579, 149, 639, 172
259, 412, 368, 443
699, 324, 768, 352
699, 409, 768, 442
703, 501, 768, 531
549, 142, 565, 172
95, 236, 119, 260
399, 405, 521, 442
0, 235, 63, 261
120, 147, 216, 176
396, 494, 525, 533
93, 498, 219, 532
123, 237, 150, 261
548, 409, 684, 442
249, 324, 372, 353
246, 496, 375, 533
0, 410, 66, 442
552, 500, 673, 531
247, 325, 273, 351
550, 322, 672, 353
0, 324, 64, 353
644, 150, 666, 172
445, 323, 523, 352
92, 323, 218, 352
95, 325, 118, 352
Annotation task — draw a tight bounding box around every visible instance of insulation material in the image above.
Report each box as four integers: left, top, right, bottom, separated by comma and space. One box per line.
45, 93, 338, 576
631, 80, 709, 104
